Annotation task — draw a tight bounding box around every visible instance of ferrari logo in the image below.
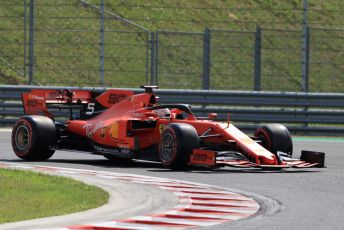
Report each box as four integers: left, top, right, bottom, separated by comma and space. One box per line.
159, 124, 166, 134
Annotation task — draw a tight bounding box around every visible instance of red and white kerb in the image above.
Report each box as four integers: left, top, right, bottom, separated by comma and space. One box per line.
0, 162, 260, 229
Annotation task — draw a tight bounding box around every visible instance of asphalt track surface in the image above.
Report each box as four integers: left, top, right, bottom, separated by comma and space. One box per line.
1, 130, 344, 230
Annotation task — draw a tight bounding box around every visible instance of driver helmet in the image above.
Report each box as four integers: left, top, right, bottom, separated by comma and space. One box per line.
156, 108, 171, 119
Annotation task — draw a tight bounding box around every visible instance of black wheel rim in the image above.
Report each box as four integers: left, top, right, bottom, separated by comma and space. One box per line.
15, 125, 30, 151
161, 132, 175, 162
257, 134, 268, 148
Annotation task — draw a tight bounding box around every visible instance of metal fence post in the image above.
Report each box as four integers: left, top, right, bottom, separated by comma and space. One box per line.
301, 0, 310, 127
23, 0, 27, 79
155, 31, 159, 86
145, 31, 149, 85
150, 32, 155, 85
254, 26, 262, 91
202, 28, 211, 90
301, 26, 310, 92
301, 0, 309, 92
28, 0, 35, 85
99, 0, 105, 86
0, 88, 4, 127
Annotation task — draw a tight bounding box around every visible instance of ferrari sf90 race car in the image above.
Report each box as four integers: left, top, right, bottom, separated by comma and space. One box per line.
11, 86, 325, 170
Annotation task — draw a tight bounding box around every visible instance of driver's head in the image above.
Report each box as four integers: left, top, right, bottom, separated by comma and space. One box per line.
156, 108, 171, 119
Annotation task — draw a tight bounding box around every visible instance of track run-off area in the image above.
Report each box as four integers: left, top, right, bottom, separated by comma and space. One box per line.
1, 130, 344, 230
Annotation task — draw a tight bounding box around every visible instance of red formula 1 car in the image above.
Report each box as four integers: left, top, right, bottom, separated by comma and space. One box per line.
11, 86, 325, 170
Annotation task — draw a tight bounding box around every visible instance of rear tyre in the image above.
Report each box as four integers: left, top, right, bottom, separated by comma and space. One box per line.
11, 115, 56, 161
159, 123, 199, 170
254, 123, 293, 156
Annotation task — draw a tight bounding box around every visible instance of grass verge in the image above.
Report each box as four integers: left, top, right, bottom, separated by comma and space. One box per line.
0, 168, 109, 224
1, 1, 344, 91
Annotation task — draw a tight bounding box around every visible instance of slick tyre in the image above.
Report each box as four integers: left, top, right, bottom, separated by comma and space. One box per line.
11, 115, 56, 161
254, 123, 293, 156
159, 123, 199, 170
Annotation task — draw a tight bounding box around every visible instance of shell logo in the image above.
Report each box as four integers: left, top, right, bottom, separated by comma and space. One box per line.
109, 122, 119, 139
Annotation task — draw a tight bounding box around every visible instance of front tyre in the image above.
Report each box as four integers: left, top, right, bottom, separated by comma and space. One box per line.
11, 115, 56, 161
254, 123, 293, 156
159, 123, 199, 170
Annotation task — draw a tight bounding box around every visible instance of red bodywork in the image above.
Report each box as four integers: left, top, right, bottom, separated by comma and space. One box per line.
21, 87, 323, 169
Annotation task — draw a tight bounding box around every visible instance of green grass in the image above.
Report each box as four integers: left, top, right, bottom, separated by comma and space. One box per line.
0, 168, 109, 224
1, 0, 344, 91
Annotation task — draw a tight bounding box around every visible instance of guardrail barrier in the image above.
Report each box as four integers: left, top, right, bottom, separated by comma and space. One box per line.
1, 86, 343, 135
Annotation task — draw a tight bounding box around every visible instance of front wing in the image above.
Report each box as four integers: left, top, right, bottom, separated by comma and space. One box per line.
189, 150, 325, 169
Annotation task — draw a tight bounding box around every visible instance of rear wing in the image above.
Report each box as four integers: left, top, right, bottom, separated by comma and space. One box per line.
21, 89, 134, 119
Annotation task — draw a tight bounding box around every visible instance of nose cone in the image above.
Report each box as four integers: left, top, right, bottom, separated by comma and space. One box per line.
258, 155, 278, 165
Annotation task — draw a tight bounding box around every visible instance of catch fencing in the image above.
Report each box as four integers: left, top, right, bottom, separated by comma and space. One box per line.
1, 1, 344, 92
1, 85, 344, 135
